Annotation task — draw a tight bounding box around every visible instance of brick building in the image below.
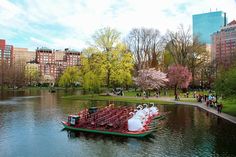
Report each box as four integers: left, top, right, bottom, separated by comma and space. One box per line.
0, 39, 14, 65
36, 48, 81, 82
211, 20, 236, 68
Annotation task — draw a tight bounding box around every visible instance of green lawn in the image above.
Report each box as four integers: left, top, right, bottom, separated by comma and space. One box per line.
221, 97, 236, 117
177, 98, 197, 103
124, 89, 210, 98
62, 94, 174, 105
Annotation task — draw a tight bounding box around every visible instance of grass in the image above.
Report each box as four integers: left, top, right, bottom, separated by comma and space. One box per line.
124, 89, 211, 97
220, 97, 236, 117
62, 94, 174, 105
177, 97, 197, 103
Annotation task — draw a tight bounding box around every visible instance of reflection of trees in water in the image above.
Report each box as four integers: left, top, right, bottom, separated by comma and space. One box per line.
211, 116, 236, 155
164, 105, 194, 131
161, 104, 236, 156
192, 107, 236, 155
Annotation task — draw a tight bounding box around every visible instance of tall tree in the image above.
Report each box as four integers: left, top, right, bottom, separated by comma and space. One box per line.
167, 64, 192, 96
90, 27, 134, 89
165, 25, 209, 85
79, 43, 134, 92
92, 27, 120, 87
187, 37, 209, 85
165, 25, 192, 66
109, 43, 134, 88
126, 28, 163, 71
78, 49, 106, 93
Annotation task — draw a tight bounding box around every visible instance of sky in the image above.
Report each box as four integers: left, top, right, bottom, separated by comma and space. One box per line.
0, 0, 236, 51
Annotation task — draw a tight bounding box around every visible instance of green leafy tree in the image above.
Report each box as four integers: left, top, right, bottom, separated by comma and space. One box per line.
214, 66, 236, 97
163, 50, 174, 71
92, 27, 121, 87
110, 43, 133, 88
90, 27, 134, 89
25, 65, 40, 86
59, 66, 79, 88
78, 50, 106, 93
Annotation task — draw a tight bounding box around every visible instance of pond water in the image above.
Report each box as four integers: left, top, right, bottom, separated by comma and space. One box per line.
0, 89, 236, 157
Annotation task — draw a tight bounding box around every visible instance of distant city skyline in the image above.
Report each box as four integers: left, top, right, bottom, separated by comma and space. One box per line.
0, 0, 236, 50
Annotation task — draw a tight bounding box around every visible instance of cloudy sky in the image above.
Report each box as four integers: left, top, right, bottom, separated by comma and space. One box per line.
0, 0, 236, 50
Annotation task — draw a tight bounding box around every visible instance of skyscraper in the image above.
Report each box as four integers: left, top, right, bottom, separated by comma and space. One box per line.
193, 11, 227, 44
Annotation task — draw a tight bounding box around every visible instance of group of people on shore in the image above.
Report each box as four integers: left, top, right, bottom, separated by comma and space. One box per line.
193, 91, 223, 113
136, 90, 166, 98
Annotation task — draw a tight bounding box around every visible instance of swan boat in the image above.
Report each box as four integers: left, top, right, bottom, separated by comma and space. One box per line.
61, 104, 166, 138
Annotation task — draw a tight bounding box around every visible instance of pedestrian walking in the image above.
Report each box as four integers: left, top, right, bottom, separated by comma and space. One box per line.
219, 103, 223, 113
143, 91, 146, 99
217, 103, 221, 113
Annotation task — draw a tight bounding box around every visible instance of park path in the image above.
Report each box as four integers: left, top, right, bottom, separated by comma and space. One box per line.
154, 96, 236, 124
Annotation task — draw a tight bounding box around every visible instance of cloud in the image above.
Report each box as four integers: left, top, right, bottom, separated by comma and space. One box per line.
0, 0, 236, 50
30, 37, 49, 48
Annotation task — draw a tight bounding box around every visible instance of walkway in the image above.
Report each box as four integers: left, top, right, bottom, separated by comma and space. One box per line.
156, 96, 236, 124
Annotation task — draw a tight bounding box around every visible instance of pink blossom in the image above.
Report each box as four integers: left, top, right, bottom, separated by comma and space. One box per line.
134, 68, 168, 90
167, 64, 192, 89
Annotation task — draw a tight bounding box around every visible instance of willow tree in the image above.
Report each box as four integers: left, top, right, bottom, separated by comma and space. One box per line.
78, 48, 106, 93
59, 66, 79, 88
109, 43, 133, 87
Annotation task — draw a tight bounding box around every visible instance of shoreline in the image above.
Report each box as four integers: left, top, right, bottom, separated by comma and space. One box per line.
157, 97, 236, 124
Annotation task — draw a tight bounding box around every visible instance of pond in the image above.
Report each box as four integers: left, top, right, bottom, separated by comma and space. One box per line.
0, 89, 235, 157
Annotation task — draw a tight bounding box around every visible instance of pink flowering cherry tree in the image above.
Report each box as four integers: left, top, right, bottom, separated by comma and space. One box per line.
167, 64, 192, 97
134, 68, 168, 94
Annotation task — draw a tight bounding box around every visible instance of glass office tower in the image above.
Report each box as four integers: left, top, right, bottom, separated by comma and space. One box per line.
193, 11, 227, 44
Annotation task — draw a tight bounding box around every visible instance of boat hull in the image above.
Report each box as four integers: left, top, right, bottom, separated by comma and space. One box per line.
61, 121, 153, 138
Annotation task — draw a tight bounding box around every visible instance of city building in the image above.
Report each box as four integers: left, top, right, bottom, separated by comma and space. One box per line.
36, 48, 56, 83
0, 39, 14, 65
13, 47, 35, 63
36, 48, 81, 82
211, 20, 236, 68
64, 50, 81, 66
193, 11, 227, 44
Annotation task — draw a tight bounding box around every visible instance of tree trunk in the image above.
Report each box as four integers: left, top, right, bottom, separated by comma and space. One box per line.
174, 84, 177, 100
107, 68, 110, 88
191, 68, 195, 86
